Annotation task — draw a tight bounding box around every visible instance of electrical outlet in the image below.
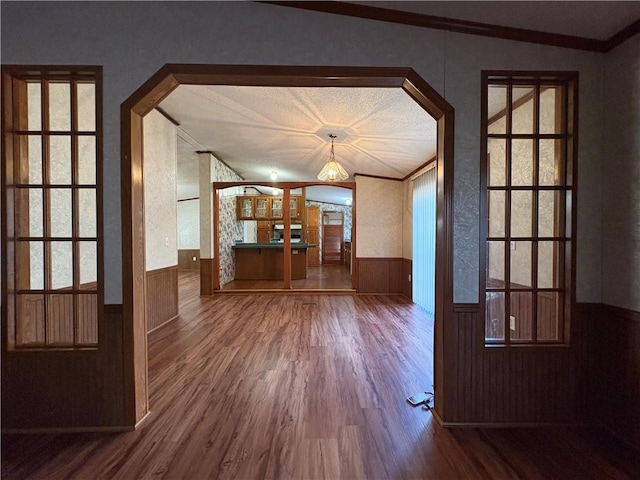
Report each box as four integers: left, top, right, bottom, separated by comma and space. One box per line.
510, 315, 516, 330
192, 256, 197, 262
408, 274, 411, 282
164, 236, 169, 247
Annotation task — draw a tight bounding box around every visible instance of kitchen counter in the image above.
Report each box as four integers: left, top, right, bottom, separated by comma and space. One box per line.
232, 243, 316, 280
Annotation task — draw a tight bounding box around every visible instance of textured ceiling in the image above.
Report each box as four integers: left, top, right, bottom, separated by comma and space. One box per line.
161, 85, 437, 190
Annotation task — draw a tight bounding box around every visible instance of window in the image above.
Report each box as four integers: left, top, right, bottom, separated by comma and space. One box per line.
2, 66, 102, 349
482, 72, 577, 345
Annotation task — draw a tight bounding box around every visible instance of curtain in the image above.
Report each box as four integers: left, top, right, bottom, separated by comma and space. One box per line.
412, 166, 437, 315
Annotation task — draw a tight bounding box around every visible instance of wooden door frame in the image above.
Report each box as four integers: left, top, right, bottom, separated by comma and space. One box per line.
121, 64, 455, 426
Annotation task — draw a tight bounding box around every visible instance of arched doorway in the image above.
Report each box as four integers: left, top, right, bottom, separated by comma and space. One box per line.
121, 64, 454, 425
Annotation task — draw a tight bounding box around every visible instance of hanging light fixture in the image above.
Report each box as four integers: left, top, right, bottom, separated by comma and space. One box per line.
317, 134, 349, 181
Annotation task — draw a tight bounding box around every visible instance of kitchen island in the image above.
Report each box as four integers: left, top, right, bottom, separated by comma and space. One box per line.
232, 243, 316, 280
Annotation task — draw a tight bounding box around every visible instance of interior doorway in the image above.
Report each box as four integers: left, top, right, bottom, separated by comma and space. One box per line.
121, 64, 454, 427
322, 211, 344, 264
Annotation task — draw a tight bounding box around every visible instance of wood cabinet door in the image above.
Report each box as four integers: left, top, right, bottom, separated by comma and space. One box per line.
322, 224, 343, 264
307, 228, 319, 267
306, 206, 320, 228
237, 196, 254, 220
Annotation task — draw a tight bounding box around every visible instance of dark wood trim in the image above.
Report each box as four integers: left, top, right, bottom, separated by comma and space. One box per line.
154, 106, 179, 126
402, 156, 437, 181
121, 64, 454, 426
602, 18, 640, 52
103, 304, 123, 315
261, 1, 635, 53
353, 173, 402, 181
453, 303, 481, 313
200, 258, 214, 295
177, 196, 199, 202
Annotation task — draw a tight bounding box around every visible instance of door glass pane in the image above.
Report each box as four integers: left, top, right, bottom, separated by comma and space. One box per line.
28, 135, 42, 183
538, 241, 561, 288
487, 85, 507, 134
78, 189, 97, 237
49, 135, 72, 184
16, 294, 45, 346
78, 136, 96, 184
48, 82, 71, 131
27, 82, 42, 131
77, 83, 96, 131
46, 294, 74, 344
485, 292, 505, 341
540, 86, 562, 134
539, 139, 564, 186
487, 139, 506, 186
50, 188, 73, 237
77, 294, 98, 344
510, 241, 531, 288
486, 241, 505, 287
511, 139, 534, 186
50, 241, 73, 290
510, 292, 533, 341
511, 86, 534, 134
511, 191, 532, 237
488, 191, 505, 237
538, 292, 561, 341
538, 191, 560, 237
79, 241, 97, 287
29, 188, 44, 237
16, 242, 44, 290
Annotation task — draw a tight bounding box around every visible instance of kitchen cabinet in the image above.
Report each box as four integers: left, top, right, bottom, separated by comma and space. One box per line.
306, 206, 320, 267
236, 195, 302, 220
257, 220, 271, 243
237, 196, 254, 220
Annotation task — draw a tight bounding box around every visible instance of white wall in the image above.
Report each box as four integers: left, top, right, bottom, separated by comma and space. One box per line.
177, 199, 199, 249
1, 1, 611, 304
602, 35, 640, 312
143, 109, 177, 271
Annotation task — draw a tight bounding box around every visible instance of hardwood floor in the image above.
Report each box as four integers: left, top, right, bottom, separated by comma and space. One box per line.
2, 273, 640, 479
221, 264, 353, 291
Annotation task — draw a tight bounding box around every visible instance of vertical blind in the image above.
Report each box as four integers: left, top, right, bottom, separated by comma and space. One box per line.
412, 166, 437, 315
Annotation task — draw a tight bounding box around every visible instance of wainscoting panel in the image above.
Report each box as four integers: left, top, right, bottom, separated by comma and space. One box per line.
597, 304, 640, 449
178, 249, 200, 270
146, 266, 178, 333
443, 303, 592, 425
402, 258, 412, 299
1, 304, 126, 430
357, 258, 404, 294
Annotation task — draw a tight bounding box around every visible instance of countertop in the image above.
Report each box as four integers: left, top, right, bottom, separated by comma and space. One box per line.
232, 242, 316, 249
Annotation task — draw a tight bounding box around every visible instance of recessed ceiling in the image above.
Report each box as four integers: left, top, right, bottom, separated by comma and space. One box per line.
160, 85, 437, 195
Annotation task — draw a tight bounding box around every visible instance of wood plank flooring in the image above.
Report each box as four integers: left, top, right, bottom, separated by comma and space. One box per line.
2, 273, 640, 479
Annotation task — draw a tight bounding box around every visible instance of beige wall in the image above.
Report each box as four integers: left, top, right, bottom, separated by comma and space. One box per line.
356, 176, 403, 258
402, 178, 413, 259
143, 110, 177, 271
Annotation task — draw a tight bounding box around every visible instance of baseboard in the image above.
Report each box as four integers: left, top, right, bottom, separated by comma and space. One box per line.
439, 421, 590, 428
134, 411, 153, 430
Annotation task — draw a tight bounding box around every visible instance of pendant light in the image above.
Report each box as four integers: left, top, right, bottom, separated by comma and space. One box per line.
317, 134, 349, 181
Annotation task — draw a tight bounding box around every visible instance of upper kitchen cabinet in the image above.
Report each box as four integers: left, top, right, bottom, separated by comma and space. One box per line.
237, 196, 254, 220
236, 195, 302, 220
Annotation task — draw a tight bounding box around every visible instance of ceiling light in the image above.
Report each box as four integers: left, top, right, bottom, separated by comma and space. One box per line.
272, 189, 279, 195
270, 170, 278, 181
345, 198, 352, 205
317, 134, 349, 182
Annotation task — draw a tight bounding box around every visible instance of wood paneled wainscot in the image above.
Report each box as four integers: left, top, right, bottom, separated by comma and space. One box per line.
145, 266, 179, 333
357, 258, 404, 294
233, 243, 313, 280
178, 250, 200, 270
